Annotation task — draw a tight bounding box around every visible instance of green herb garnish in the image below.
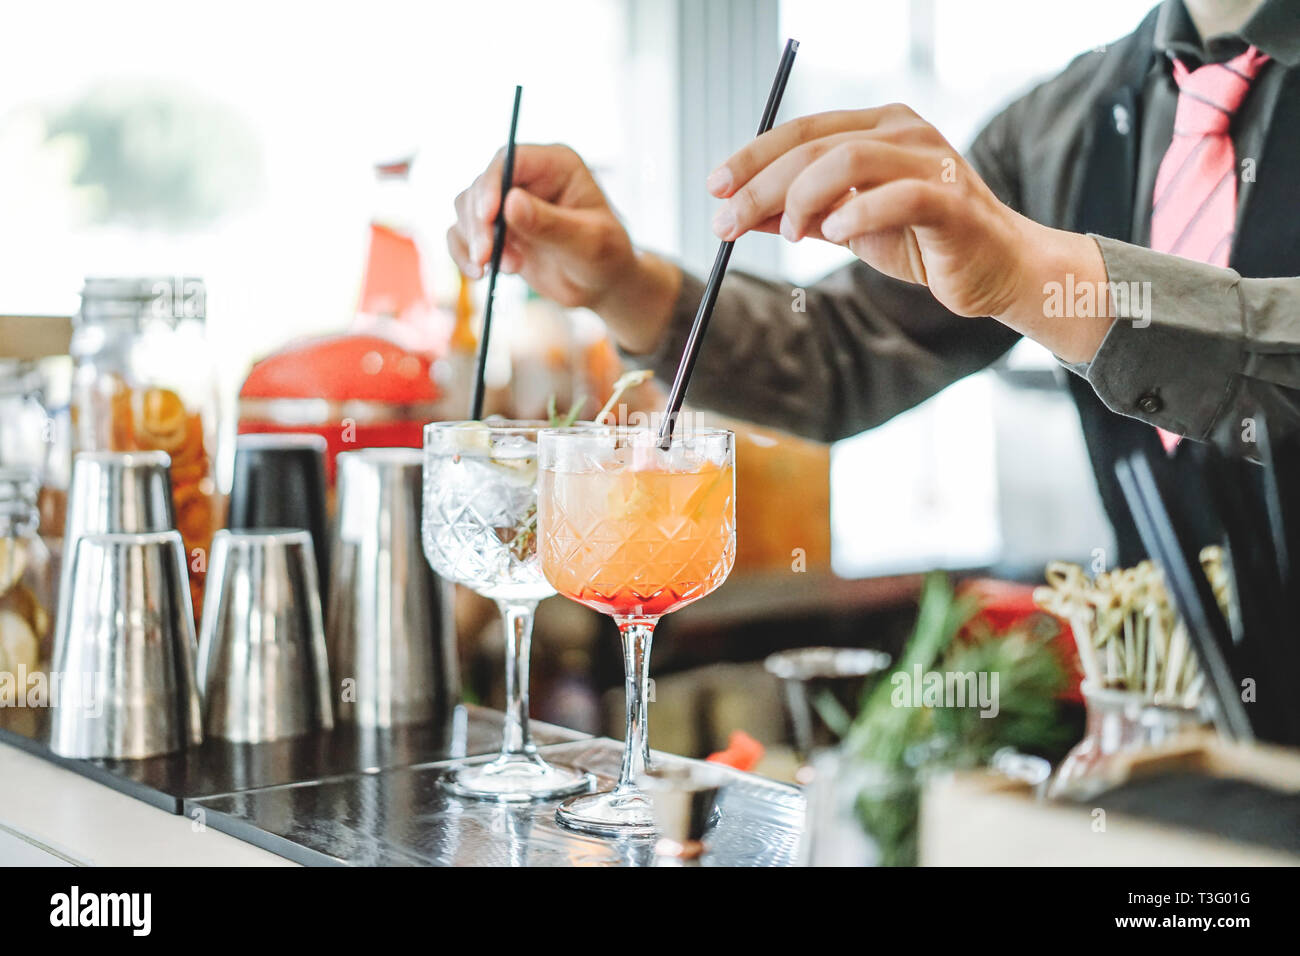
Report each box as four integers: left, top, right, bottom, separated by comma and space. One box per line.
839, 572, 1070, 865
548, 393, 587, 428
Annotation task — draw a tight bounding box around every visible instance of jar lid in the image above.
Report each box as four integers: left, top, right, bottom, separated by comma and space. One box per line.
239, 333, 438, 404
77, 277, 206, 326
0, 359, 44, 396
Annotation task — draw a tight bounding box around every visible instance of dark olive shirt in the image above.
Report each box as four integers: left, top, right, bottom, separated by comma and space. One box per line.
628, 0, 1300, 450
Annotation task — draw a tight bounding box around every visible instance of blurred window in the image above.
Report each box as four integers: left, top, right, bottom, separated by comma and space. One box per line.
778, 0, 1150, 575
0, 0, 635, 403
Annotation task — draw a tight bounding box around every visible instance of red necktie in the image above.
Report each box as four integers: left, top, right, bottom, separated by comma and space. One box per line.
1148, 45, 1270, 453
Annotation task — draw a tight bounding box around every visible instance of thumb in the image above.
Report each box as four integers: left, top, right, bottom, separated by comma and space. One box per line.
503, 188, 593, 247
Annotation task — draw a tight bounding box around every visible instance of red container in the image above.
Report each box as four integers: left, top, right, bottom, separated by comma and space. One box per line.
237, 333, 440, 484
957, 577, 1085, 703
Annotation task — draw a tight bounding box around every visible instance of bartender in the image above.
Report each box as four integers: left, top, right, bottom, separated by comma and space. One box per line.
448, 0, 1300, 565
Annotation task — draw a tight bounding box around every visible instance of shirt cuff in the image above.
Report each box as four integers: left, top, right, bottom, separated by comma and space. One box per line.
1080, 235, 1248, 441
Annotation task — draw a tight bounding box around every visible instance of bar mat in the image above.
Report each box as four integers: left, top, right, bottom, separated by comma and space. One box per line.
0, 705, 586, 814
189, 738, 805, 867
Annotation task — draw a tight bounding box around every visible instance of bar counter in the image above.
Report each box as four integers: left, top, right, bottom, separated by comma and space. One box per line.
0, 705, 803, 866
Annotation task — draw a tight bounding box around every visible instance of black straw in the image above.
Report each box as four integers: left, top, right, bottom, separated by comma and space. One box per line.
1114, 452, 1255, 742
657, 39, 799, 448
470, 84, 523, 421
1207, 427, 1300, 745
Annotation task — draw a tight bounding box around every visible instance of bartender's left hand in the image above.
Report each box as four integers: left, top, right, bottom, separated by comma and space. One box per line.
707, 106, 1113, 363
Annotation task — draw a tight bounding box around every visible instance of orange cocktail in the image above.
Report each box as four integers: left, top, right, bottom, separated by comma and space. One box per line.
540, 459, 735, 618
538, 426, 735, 837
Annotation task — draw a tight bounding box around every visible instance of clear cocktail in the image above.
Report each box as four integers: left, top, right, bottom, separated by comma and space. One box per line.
422, 420, 593, 801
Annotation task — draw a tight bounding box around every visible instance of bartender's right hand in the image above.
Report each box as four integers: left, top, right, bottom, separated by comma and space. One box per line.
448, 145, 680, 354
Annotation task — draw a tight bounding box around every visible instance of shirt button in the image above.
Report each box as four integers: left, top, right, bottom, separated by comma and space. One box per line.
1113, 104, 1131, 135
1136, 392, 1163, 414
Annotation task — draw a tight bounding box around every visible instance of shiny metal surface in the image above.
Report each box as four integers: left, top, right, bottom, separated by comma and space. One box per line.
49, 530, 203, 759
0, 703, 586, 813
328, 449, 457, 727
190, 738, 804, 867
53, 451, 175, 667
640, 763, 727, 861
765, 646, 892, 768
227, 434, 331, 604
198, 530, 333, 743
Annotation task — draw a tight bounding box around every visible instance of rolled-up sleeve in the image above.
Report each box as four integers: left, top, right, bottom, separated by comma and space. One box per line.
1081, 235, 1300, 445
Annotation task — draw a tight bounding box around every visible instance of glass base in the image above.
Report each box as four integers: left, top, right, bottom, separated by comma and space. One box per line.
441, 753, 594, 803
555, 786, 658, 838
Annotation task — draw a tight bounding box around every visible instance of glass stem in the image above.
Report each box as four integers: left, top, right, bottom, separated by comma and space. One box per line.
615, 616, 657, 791
497, 600, 537, 758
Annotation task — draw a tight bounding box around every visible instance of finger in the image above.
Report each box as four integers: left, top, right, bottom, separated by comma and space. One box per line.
503, 187, 611, 257
819, 180, 949, 243
713, 131, 866, 240
751, 190, 855, 240
446, 225, 479, 279
473, 187, 603, 280
753, 217, 832, 242
453, 184, 473, 226
499, 238, 526, 274
783, 140, 935, 239
749, 213, 827, 240
467, 144, 582, 263
471, 143, 581, 223
463, 172, 497, 267
452, 187, 487, 272
708, 106, 905, 197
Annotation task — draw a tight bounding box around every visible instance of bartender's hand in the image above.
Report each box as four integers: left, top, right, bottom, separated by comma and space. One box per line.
448, 145, 680, 354
707, 106, 1113, 362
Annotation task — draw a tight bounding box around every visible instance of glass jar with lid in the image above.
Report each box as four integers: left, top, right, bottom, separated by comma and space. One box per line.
0, 467, 54, 676
70, 277, 221, 620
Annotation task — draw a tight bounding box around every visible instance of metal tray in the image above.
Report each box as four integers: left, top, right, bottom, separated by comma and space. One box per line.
188, 738, 805, 867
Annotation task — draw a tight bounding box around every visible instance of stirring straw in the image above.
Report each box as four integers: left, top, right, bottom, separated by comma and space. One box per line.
657, 39, 799, 448
470, 84, 523, 421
